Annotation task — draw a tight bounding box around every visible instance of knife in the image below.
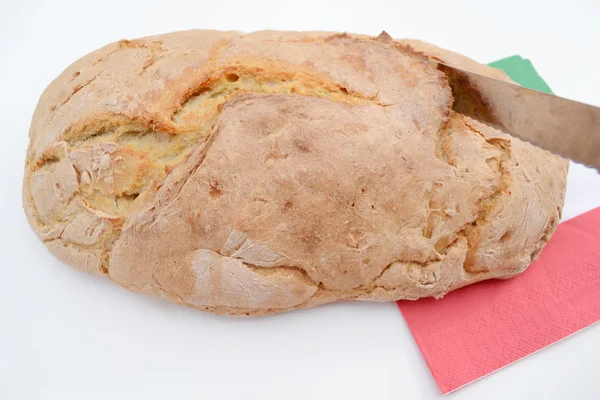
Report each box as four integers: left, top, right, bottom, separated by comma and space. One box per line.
435, 62, 600, 172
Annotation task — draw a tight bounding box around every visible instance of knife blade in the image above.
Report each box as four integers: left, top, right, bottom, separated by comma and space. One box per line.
435, 62, 600, 171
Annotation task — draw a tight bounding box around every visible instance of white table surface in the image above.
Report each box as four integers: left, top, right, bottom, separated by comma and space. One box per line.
2, 1, 600, 398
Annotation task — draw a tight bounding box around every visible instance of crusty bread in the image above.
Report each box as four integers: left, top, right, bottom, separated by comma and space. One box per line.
23, 30, 568, 316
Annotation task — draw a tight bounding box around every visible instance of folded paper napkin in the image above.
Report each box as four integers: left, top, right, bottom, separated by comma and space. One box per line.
397, 57, 600, 394
398, 207, 600, 393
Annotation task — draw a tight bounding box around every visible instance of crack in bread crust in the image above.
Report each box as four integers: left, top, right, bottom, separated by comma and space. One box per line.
27, 66, 388, 275
460, 121, 512, 272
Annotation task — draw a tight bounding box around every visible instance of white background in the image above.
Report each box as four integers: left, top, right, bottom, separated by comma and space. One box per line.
2, 0, 600, 399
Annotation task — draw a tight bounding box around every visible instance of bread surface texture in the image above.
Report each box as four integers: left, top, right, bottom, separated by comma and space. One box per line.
23, 30, 568, 316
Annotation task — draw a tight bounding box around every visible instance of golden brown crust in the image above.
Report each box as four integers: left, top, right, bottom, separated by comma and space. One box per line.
23, 30, 568, 316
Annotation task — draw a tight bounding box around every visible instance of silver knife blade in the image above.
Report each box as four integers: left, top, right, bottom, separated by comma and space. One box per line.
435, 62, 600, 171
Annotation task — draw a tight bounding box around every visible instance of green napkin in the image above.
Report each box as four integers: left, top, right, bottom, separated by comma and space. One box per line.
488, 56, 553, 94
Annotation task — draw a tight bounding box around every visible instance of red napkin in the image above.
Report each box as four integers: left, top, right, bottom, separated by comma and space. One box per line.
398, 207, 600, 394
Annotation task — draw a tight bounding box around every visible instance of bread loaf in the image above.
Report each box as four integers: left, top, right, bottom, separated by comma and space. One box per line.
23, 30, 568, 316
